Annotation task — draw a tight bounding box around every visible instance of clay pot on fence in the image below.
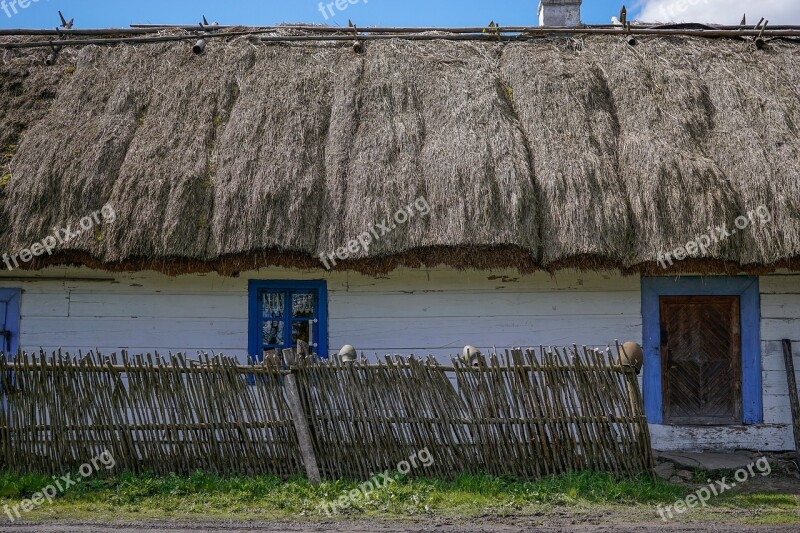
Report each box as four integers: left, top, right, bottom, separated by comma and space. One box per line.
618, 341, 644, 374
462, 345, 482, 367
338, 344, 358, 363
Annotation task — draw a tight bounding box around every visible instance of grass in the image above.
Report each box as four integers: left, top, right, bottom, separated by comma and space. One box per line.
0, 471, 796, 524
0, 471, 681, 520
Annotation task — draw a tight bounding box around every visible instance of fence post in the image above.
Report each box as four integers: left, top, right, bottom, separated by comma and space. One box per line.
622, 367, 654, 471
782, 340, 800, 461
282, 349, 321, 486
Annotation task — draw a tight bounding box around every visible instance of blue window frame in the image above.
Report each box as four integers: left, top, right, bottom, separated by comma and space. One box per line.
248, 280, 328, 361
0, 288, 20, 358
641, 277, 761, 425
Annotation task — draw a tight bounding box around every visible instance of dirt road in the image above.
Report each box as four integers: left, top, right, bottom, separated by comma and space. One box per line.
1, 516, 797, 533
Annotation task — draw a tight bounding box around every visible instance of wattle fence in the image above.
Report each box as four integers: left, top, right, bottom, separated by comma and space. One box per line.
0, 346, 654, 480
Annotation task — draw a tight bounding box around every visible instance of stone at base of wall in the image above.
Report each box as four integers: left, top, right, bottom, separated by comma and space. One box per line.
653, 450, 799, 483
657, 451, 761, 472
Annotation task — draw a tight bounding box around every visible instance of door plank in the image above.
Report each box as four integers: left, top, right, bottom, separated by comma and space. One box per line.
660, 296, 742, 425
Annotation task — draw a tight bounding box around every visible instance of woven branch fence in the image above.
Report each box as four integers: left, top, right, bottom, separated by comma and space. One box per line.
0, 346, 654, 480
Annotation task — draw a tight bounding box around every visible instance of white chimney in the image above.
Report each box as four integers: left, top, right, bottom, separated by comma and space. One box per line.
538, 0, 582, 27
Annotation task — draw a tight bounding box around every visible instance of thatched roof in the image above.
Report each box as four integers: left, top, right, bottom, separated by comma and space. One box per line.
1, 29, 799, 276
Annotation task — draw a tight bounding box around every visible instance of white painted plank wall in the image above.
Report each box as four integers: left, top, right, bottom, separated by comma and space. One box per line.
759, 274, 800, 428
0, 267, 643, 361
1, 267, 799, 451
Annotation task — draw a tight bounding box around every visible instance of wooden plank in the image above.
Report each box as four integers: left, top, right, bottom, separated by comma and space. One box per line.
758, 274, 800, 295
329, 316, 642, 354
68, 292, 247, 319
331, 291, 641, 319
762, 319, 800, 341
760, 294, 800, 319
20, 317, 247, 349
649, 423, 794, 452
0, 268, 347, 293
762, 370, 800, 395
1, 268, 642, 295
763, 400, 795, 424
344, 269, 641, 293
316, 347, 615, 363
14, 347, 250, 362
18, 292, 70, 318
761, 341, 800, 371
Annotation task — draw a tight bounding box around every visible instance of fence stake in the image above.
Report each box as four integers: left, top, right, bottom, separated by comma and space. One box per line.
282, 349, 321, 486
782, 340, 800, 460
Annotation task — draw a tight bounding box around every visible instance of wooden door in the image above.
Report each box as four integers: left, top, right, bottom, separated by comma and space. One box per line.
660, 296, 742, 425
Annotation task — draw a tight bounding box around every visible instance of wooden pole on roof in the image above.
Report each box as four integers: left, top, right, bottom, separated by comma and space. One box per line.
2, 25, 800, 50
1, 23, 799, 37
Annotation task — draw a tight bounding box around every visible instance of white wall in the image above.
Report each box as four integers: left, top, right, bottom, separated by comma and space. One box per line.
760, 275, 800, 425
0, 267, 643, 360
0, 266, 797, 451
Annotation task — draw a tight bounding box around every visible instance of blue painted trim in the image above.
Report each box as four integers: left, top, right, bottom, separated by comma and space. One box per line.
641, 276, 761, 425
0, 288, 21, 358
248, 280, 328, 362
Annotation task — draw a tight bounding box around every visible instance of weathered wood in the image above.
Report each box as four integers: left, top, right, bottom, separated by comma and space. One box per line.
4, 25, 800, 50
282, 349, 321, 486
0, 346, 652, 480
782, 340, 800, 460
660, 296, 742, 425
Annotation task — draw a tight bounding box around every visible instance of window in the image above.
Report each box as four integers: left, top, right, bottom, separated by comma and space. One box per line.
248, 281, 327, 360
641, 277, 761, 425
0, 289, 20, 357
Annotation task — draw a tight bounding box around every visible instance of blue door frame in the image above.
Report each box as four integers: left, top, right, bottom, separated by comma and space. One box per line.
641, 276, 762, 425
0, 288, 20, 357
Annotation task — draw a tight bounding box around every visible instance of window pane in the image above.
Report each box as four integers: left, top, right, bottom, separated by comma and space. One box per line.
262, 320, 285, 346
292, 321, 311, 346
292, 293, 315, 318
263, 292, 284, 319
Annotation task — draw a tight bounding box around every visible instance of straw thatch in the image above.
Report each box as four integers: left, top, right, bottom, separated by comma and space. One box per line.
0, 32, 799, 275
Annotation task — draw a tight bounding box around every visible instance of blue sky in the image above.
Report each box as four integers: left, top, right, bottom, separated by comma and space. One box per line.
0, 1, 629, 28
